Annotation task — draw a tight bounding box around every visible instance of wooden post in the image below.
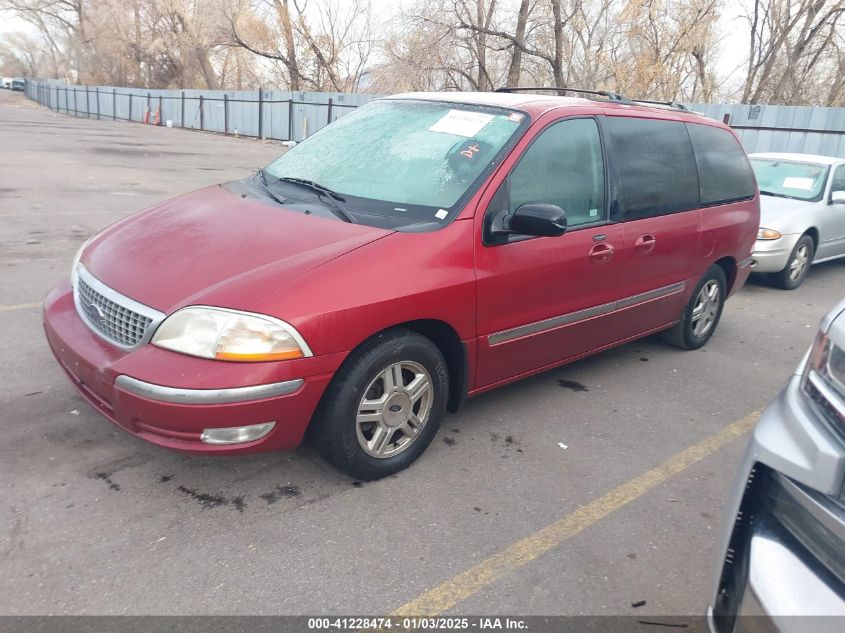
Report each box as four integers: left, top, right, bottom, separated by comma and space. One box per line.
224, 94, 229, 135
327, 98, 333, 125
180, 91, 185, 128
95, 87, 100, 119
199, 95, 204, 130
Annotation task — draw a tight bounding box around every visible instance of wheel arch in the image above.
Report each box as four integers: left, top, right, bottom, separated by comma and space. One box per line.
713, 256, 736, 294
393, 319, 468, 413
319, 319, 469, 417
803, 227, 819, 253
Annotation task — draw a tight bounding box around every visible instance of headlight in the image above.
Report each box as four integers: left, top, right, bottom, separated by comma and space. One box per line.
757, 228, 783, 240
801, 330, 845, 433
70, 236, 94, 288
152, 306, 312, 362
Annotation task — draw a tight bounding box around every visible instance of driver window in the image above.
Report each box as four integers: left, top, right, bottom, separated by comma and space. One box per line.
508, 117, 605, 227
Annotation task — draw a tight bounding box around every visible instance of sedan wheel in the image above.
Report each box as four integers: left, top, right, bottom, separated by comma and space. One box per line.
772, 234, 814, 290
788, 243, 810, 281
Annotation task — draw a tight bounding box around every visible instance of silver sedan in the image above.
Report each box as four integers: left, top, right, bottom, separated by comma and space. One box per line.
750, 152, 845, 289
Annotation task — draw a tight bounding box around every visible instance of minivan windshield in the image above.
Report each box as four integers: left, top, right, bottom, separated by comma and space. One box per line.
263, 99, 527, 227
750, 158, 829, 202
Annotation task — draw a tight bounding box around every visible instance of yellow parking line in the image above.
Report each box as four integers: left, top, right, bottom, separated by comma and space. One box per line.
392, 410, 761, 616
0, 302, 41, 313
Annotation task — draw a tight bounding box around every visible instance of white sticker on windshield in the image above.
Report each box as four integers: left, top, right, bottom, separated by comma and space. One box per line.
783, 176, 814, 191
429, 110, 495, 137
435, 209, 449, 220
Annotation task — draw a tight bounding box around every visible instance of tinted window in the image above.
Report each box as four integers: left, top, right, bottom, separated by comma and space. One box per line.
508, 117, 605, 227
687, 123, 756, 205
606, 117, 699, 220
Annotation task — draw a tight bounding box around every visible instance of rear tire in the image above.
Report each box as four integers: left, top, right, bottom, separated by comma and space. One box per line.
771, 234, 813, 290
664, 265, 727, 350
310, 328, 448, 480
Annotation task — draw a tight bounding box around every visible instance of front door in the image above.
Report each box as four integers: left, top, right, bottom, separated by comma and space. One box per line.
474, 116, 625, 389
817, 164, 845, 261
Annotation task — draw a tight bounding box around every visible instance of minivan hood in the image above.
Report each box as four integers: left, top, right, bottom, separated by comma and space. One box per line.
759, 195, 814, 227
82, 185, 390, 312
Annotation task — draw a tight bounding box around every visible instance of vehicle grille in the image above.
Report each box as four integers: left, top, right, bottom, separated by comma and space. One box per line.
76, 274, 154, 347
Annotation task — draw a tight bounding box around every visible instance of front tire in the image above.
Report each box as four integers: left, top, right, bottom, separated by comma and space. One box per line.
664, 265, 727, 350
311, 328, 449, 480
771, 234, 813, 290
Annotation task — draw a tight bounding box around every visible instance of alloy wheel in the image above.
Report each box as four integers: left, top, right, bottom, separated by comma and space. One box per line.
691, 280, 721, 338
789, 244, 810, 281
355, 361, 433, 458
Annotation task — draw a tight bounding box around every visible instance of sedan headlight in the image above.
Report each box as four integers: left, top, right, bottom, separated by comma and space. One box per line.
757, 228, 783, 240
152, 306, 312, 362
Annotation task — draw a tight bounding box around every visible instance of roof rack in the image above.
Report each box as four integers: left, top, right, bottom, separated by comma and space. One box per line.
495, 86, 629, 102
494, 86, 691, 112
625, 97, 690, 111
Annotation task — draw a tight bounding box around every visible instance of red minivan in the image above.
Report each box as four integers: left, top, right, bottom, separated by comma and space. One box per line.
43, 90, 759, 479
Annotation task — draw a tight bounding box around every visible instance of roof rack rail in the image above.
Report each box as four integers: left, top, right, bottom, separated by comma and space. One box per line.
624, 98, 690, 111
494, 86, 692, 112
495, 86, 630, 103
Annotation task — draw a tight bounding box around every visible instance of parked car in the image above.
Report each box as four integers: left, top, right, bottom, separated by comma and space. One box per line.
43, 90, 759, 479
10, 78, 24, 91
1, 77, 12, 89
749, 152, 845, 289
708, 297, 845, 632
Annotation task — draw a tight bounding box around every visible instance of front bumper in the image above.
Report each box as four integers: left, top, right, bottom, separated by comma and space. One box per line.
751, 234, 801, 273
43, 279, 344, 454
707, 373, 845, 632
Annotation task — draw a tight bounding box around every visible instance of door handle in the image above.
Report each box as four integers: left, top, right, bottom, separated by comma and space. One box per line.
635, 234, 656, 254
589, 242, 614, 263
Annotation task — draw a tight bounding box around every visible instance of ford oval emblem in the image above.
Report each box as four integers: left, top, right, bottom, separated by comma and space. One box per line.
85, 302, 105, 325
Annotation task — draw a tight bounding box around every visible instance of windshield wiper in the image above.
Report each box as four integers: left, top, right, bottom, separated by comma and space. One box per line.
256, 169, 288, 205
276, 177, 356, 223
277, 177, 347, 202
759, 190, 792, 199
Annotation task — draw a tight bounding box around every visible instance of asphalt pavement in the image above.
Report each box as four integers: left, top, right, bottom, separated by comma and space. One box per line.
1, 87, 843, 617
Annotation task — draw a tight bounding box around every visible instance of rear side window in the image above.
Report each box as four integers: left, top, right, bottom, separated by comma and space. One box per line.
605, 117, 699, 221
686, 123, 756, 205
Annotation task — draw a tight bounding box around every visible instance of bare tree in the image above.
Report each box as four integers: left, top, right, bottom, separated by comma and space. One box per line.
228, 0, 373, 91
742, 0, 845, 104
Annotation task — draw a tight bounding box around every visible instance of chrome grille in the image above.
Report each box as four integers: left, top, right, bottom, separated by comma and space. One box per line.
74, 265, 164, 349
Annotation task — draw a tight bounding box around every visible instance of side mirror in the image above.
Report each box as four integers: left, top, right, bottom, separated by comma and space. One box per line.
831, 190, 845, 204
508, 203, 567, 237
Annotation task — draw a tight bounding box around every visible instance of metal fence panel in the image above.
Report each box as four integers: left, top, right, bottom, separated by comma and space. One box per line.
687, 102, 845, 157
24, 80, 845, 157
